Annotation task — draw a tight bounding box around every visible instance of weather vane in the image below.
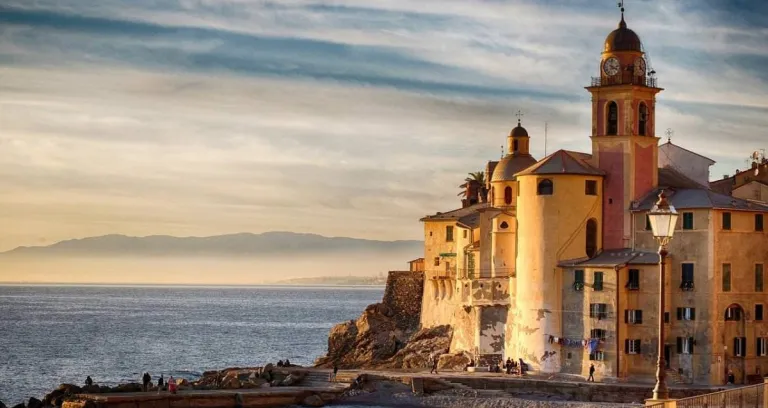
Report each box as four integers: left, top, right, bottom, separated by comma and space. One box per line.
665, 128, 674, 143
618, 1, 625, 14
515, 110, 524, 125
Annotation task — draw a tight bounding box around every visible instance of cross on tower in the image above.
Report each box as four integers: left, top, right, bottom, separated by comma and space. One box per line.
618, 1, 625, 14
665, 128, 674, 143
515, 110, 524, 125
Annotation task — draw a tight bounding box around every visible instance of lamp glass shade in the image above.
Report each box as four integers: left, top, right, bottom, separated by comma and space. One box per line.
649, 201, 678, 242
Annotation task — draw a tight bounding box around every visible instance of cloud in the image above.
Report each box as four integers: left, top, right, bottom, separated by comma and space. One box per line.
0, 0, 766, 251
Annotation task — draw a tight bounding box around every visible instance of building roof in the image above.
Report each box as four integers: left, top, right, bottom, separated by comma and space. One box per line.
509, 122, 529, 138
710, 177, 735, 195
604, 15, 642, 52
634, 186, 768, 212
659, 141, 715, 164
516, 150, 604, 177
490, 154, 538, 182
559, 249, 660, 268
658, 167, 707, 189
457, 210, 482, 229
420, 203, 490, 223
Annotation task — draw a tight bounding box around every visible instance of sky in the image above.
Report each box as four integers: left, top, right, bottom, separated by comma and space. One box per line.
1, 0, 767, 252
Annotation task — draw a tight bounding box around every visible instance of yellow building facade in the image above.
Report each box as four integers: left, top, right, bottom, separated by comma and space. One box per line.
417, 10, 768, 385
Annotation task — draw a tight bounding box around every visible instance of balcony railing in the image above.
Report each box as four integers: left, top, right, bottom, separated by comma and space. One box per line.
674, 382, 764, 408
590, 75, 658, 88
458, 268, 515, 279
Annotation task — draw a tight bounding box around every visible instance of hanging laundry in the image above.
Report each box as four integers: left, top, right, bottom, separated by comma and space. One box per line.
548, 335, 554, 344
587, 338, 599, 354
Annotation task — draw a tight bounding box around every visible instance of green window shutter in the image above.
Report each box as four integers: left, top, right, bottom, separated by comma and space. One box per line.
683, 212, 694, 230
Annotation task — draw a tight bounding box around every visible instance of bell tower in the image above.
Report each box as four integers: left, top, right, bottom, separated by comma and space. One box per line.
586, 6, 663, 249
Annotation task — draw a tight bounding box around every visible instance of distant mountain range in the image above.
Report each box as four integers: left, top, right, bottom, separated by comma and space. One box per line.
275, 276, 388, 286
1, 232, 423, 257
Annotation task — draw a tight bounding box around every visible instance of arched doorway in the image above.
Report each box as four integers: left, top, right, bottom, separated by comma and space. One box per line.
724, 303, 746, 384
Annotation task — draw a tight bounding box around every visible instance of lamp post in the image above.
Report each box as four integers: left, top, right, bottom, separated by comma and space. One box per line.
647, 191, 679, 401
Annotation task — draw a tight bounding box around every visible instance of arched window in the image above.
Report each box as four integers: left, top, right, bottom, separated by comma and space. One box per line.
607, 101, 618, 135
537, 179, 553, 196
504, 186, 512, 205
725, 304, 743, 321
586, 219, 598, 258
638, 103, 648, 136
500, 221, 509, 229
513, 140, 519, 152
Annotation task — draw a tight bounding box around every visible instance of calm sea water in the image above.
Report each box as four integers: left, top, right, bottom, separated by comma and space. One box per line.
0, 285, 382, 404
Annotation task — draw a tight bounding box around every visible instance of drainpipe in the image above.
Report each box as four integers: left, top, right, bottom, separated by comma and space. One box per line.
615, 264, 621, 379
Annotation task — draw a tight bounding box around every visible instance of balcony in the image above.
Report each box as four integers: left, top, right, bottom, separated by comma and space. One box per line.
589, 75, 659, 88
458, 268, 515, 280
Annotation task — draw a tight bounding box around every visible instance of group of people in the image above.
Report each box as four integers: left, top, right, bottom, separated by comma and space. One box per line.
141, 372, 177, 394
276, 359, 292, 367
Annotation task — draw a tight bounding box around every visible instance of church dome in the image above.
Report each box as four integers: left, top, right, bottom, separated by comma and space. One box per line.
510, 123, 529, 138
491, 154, 538, 182
604, 16, 642, 52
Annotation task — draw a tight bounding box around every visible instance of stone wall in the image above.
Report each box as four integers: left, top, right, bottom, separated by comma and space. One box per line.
382, 271, 425, 333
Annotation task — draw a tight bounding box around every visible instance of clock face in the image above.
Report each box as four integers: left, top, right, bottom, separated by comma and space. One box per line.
603, 57, 620, 76
634, 57, 646, 76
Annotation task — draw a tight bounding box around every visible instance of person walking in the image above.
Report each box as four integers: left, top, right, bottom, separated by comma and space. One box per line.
142, 372, 151, 392
331, 364, 339, 382
168, 376, 177, 394
588, 364, 595, 382
430, 356, 439, 375
157, 375, 164, 393
85, 376, 93, 387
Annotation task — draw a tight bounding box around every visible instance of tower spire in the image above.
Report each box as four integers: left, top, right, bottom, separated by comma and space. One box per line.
618, 1, 626, 27
515, 109, 524, 126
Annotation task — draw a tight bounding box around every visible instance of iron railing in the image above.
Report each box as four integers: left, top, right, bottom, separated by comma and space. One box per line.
590, 75, 659, 88
675, 382, 764, 408
426, 268, 515, 279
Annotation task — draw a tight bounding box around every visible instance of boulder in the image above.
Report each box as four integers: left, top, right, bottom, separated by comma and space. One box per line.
301, 395, 325, 407
0, 401, 6, 408
11, 404, 25, 408
281, 374, 300, 386
27, 398, 42, 408
220, 377, 241, 390
112, 383, 142, 393
175, 378, 189, 386
438, 352, 471, 370
56, 384, 82, 395
376, 325, 452, 369
42, 390, 64, 406
81, 385, 101, 394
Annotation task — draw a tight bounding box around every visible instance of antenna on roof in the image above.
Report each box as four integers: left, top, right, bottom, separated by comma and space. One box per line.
665, 128, 674, 143
544, 122, 548, 156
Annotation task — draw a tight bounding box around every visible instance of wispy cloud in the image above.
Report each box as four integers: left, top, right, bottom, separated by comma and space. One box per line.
0, 0, 766, 251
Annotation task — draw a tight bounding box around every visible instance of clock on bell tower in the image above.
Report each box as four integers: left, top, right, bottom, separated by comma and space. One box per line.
585, 9, 663, 250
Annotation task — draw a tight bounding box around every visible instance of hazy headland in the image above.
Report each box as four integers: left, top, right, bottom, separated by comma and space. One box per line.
0, 232, 421, 285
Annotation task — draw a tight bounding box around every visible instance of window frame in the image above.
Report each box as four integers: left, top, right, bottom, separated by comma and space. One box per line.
756, 304, 764, 321
734, 337, 747, 357
627, 269, 640, 290
681, 263, 694, 291
446, 226, 454, 242
574, 269, 585, 291
638, 102, 648, 136
677, 307, 696, 321
434, 257, 440, 267
593, 271, 604, 291
723, 212, 732, 230
537, 179, 554, 196
625, 339, 641, 355
757, 214, 764, 232
757, 264, 764, 292
625, 309, 643, 324
590, 303, 608, 320
682, 212, 694, 230
504, 186, 512, 205
676, 337, 694, 355
590, 328, 607, 341
589, 350, 605, 361
607, 101, 619, 136
758, 338, 768, 357
585, 180, 598, 196
726, 306, 742, 321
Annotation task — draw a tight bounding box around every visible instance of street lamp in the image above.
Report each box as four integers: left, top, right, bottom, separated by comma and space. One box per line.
647, 190, 679, 401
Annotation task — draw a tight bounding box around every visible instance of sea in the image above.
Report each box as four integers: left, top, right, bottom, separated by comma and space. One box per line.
0, 285, 383, 405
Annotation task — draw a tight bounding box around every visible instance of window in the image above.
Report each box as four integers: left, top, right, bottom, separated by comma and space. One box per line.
757, 214, 764, 232
574, 269, 585, 291
664, 312, 670, 324
590, 303, 608, 320
607, 101, 618, 135
756, 304, 764, 321
626, 269, 640, 290
757, 264, 764, 292
734, 337, 747, 357
723, 263, 731, 292
682, 212, 694, 230
676, 337, 694, 355
638, 103, 648, 136
726, 306, 742, 321
645, 214, 652, 231
723, 212, 732, 230
681, 263, 694, 291
625, 339, 641, 355
676, 307, 696, 321
513, 139, 519, 152
625, 309, 643, 324
504, 186, 512, 205
585, 180, 598, 196
434, 257, 440, 267
593, 271, 604, 291
589, 351, 605, 361
499, 221, 509, 229
446, 226, 454, 242
463, 229, 468, 238
758, 338, 768, 357
537, 179, 553, 195
586, 219, 598, 258
590, 328, 607, 341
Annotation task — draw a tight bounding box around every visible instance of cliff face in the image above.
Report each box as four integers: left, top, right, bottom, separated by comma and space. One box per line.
316, 271, 456, 369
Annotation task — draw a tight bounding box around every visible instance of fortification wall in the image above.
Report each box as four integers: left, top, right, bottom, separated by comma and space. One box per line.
382, 271, 424, 333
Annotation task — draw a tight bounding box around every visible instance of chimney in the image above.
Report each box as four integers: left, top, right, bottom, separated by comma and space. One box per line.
753, 162, 759, 169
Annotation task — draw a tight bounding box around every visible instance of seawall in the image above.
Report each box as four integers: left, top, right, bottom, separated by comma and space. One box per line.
382, 271, 424, 333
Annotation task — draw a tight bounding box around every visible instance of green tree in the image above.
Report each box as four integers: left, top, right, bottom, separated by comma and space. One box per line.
458, 171, 486, 197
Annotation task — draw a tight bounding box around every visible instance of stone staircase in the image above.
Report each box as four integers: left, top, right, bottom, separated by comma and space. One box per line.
301, 371, 350, 390
665, 369, 686, 385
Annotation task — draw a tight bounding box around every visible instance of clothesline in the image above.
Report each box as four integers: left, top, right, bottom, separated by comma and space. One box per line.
544, 334, 602, 354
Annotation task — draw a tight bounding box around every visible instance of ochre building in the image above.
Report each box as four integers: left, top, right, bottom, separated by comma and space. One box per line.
417, 12, 768, 386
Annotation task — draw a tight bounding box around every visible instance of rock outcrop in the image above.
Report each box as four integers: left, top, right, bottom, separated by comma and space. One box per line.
316, 301, 453, 369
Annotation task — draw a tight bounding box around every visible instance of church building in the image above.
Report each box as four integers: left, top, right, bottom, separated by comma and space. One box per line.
418, 10, 768, 386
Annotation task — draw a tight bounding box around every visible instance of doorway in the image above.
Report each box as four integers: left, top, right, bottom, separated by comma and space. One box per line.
664, 345, 672, 369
